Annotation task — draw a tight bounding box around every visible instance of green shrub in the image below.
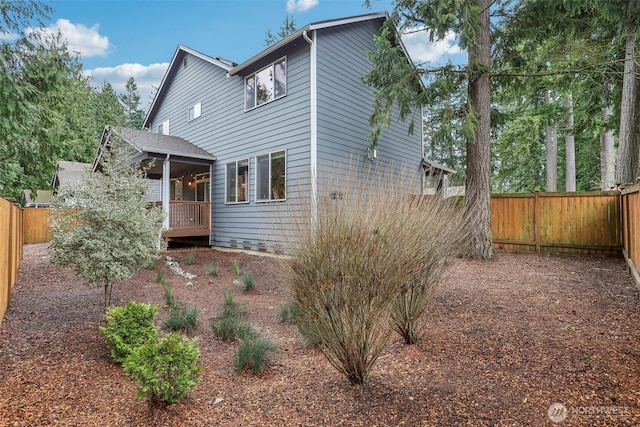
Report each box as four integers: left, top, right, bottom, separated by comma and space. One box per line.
231, 259, 241, 276
162, 283, 176, 308
165, 304, 198, 332
278, 301, 298, 324
282, 165, 466, 384
100, 301, 160, 364
124, 332, 202, 407
186, 247, 196, 265
210, 289, 253, 342
236, 334, 275, 375
206, 263, 218, 276
221, 288, 243, 319
242, 273, 254, 291
156, 268, 165, 284
211, 316, 255, 342
211, 316, 240, 342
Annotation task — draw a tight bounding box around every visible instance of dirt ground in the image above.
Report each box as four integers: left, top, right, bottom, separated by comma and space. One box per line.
1, 244, 639, 426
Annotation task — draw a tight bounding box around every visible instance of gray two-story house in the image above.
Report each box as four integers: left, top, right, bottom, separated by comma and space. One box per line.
97, 12, 424, 252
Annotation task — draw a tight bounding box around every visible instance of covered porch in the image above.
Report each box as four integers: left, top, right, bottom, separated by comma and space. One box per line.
147, 161, 213, 239
96, 126, 215, 241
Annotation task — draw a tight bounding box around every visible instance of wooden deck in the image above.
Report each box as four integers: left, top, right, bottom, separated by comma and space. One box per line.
162, 201, 210, 238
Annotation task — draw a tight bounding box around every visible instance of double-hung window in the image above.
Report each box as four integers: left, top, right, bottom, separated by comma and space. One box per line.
256, 150, 286, 201
226, 159, 249, 203
245, 57, 286, 110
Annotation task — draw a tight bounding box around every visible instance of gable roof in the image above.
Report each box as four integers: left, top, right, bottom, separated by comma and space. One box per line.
422, 158, 456, 175
21, 189, 53, 207
143, 12, 389, 128
94, 126, 215, 171
143, 45, 236, 128
228, 11, 387, 77
51, 160, 91, 189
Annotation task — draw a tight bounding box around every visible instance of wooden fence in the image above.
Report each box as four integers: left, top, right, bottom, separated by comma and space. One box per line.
491, 191, 622, 256
621, 184, 640, 287
3, 190, 640, 327
0, 198, 23, 328
22, 207, 50, 244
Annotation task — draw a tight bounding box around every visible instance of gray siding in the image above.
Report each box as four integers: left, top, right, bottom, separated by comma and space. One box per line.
315, 20, 422, 189
146, 16, 422, 252
148, 44, 312, 251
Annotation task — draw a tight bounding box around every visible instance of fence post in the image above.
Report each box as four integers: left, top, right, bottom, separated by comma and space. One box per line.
534, 191, 541, 252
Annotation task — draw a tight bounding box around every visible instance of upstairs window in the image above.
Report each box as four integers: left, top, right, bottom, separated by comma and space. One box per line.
256, 150, 286, 201
226, 159, 249, 203
188, 102, 201, 121
156, 120, 170, 135
245, 57, 286, 110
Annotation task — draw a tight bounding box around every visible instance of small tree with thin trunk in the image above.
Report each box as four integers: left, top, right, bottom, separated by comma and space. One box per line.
49, 136, 165, 311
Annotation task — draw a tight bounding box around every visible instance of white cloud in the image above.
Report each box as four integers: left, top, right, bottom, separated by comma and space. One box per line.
401, 28, 464, 64
0, 31, 20, 43
286, 0, 319, 13
87, 62, 170, 109
27, 19, 110, 58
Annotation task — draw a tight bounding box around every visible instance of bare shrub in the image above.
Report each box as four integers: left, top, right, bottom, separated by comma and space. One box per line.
390, 194, 466, 344
281, 162, 466, 385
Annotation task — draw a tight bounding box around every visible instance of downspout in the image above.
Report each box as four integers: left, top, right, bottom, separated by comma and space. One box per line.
162, 154, 170, 230
304, 29, 318, 229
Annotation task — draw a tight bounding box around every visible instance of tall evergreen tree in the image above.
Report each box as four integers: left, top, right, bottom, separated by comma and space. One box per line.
119, 77, 145, 129
92, 81, 125, 139
265, 15, 297, 46
0, 31, 96, 200
364, 0, 496, 259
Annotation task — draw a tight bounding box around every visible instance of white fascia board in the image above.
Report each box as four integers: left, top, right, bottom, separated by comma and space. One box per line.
228, 27, 309, 76
144, 45, 234, 128
308, 11, 387, 31
229, 12, 388, 77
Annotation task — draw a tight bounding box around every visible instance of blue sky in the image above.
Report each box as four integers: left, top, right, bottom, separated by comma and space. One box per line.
36, 0, 464, 108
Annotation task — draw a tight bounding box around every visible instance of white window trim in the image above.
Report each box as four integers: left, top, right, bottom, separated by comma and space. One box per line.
156, 119, 170, 135
225, 158, 250, 205
255, 149, 286, 202
188, 101, 202, 122
244, 56, 287, 112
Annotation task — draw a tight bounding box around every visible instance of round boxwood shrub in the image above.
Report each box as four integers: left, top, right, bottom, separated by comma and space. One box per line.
100, 301, 160, 364
124, 332, 202, 407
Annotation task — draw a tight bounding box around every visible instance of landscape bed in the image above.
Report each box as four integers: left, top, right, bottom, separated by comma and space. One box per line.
1, 244, 639, 426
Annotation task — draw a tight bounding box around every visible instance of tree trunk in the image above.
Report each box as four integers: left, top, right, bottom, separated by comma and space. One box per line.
103, 283, 111, 313
616, 12, 639, 186
545, 90, 557, 192
565, 94, 576, 192
600, 103, 616, 190
464, 0, 494, 259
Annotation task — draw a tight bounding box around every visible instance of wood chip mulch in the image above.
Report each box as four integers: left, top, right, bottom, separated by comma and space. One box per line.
1, 244, 639, 426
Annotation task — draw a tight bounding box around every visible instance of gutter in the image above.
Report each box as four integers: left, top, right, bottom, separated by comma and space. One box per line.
229, 11, 387, 77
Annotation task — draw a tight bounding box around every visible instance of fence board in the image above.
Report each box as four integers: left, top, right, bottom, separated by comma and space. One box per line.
491, 191, 621, 256
0, 198, 22, 328
22, 207, 50, 244
622, 185, 640, 288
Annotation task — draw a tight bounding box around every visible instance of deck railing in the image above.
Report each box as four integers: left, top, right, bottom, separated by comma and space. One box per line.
162, 201, 210, 237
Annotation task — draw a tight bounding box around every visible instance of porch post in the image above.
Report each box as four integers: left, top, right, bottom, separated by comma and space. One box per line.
208, 162, 214, 246
162, 156, 170, 229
